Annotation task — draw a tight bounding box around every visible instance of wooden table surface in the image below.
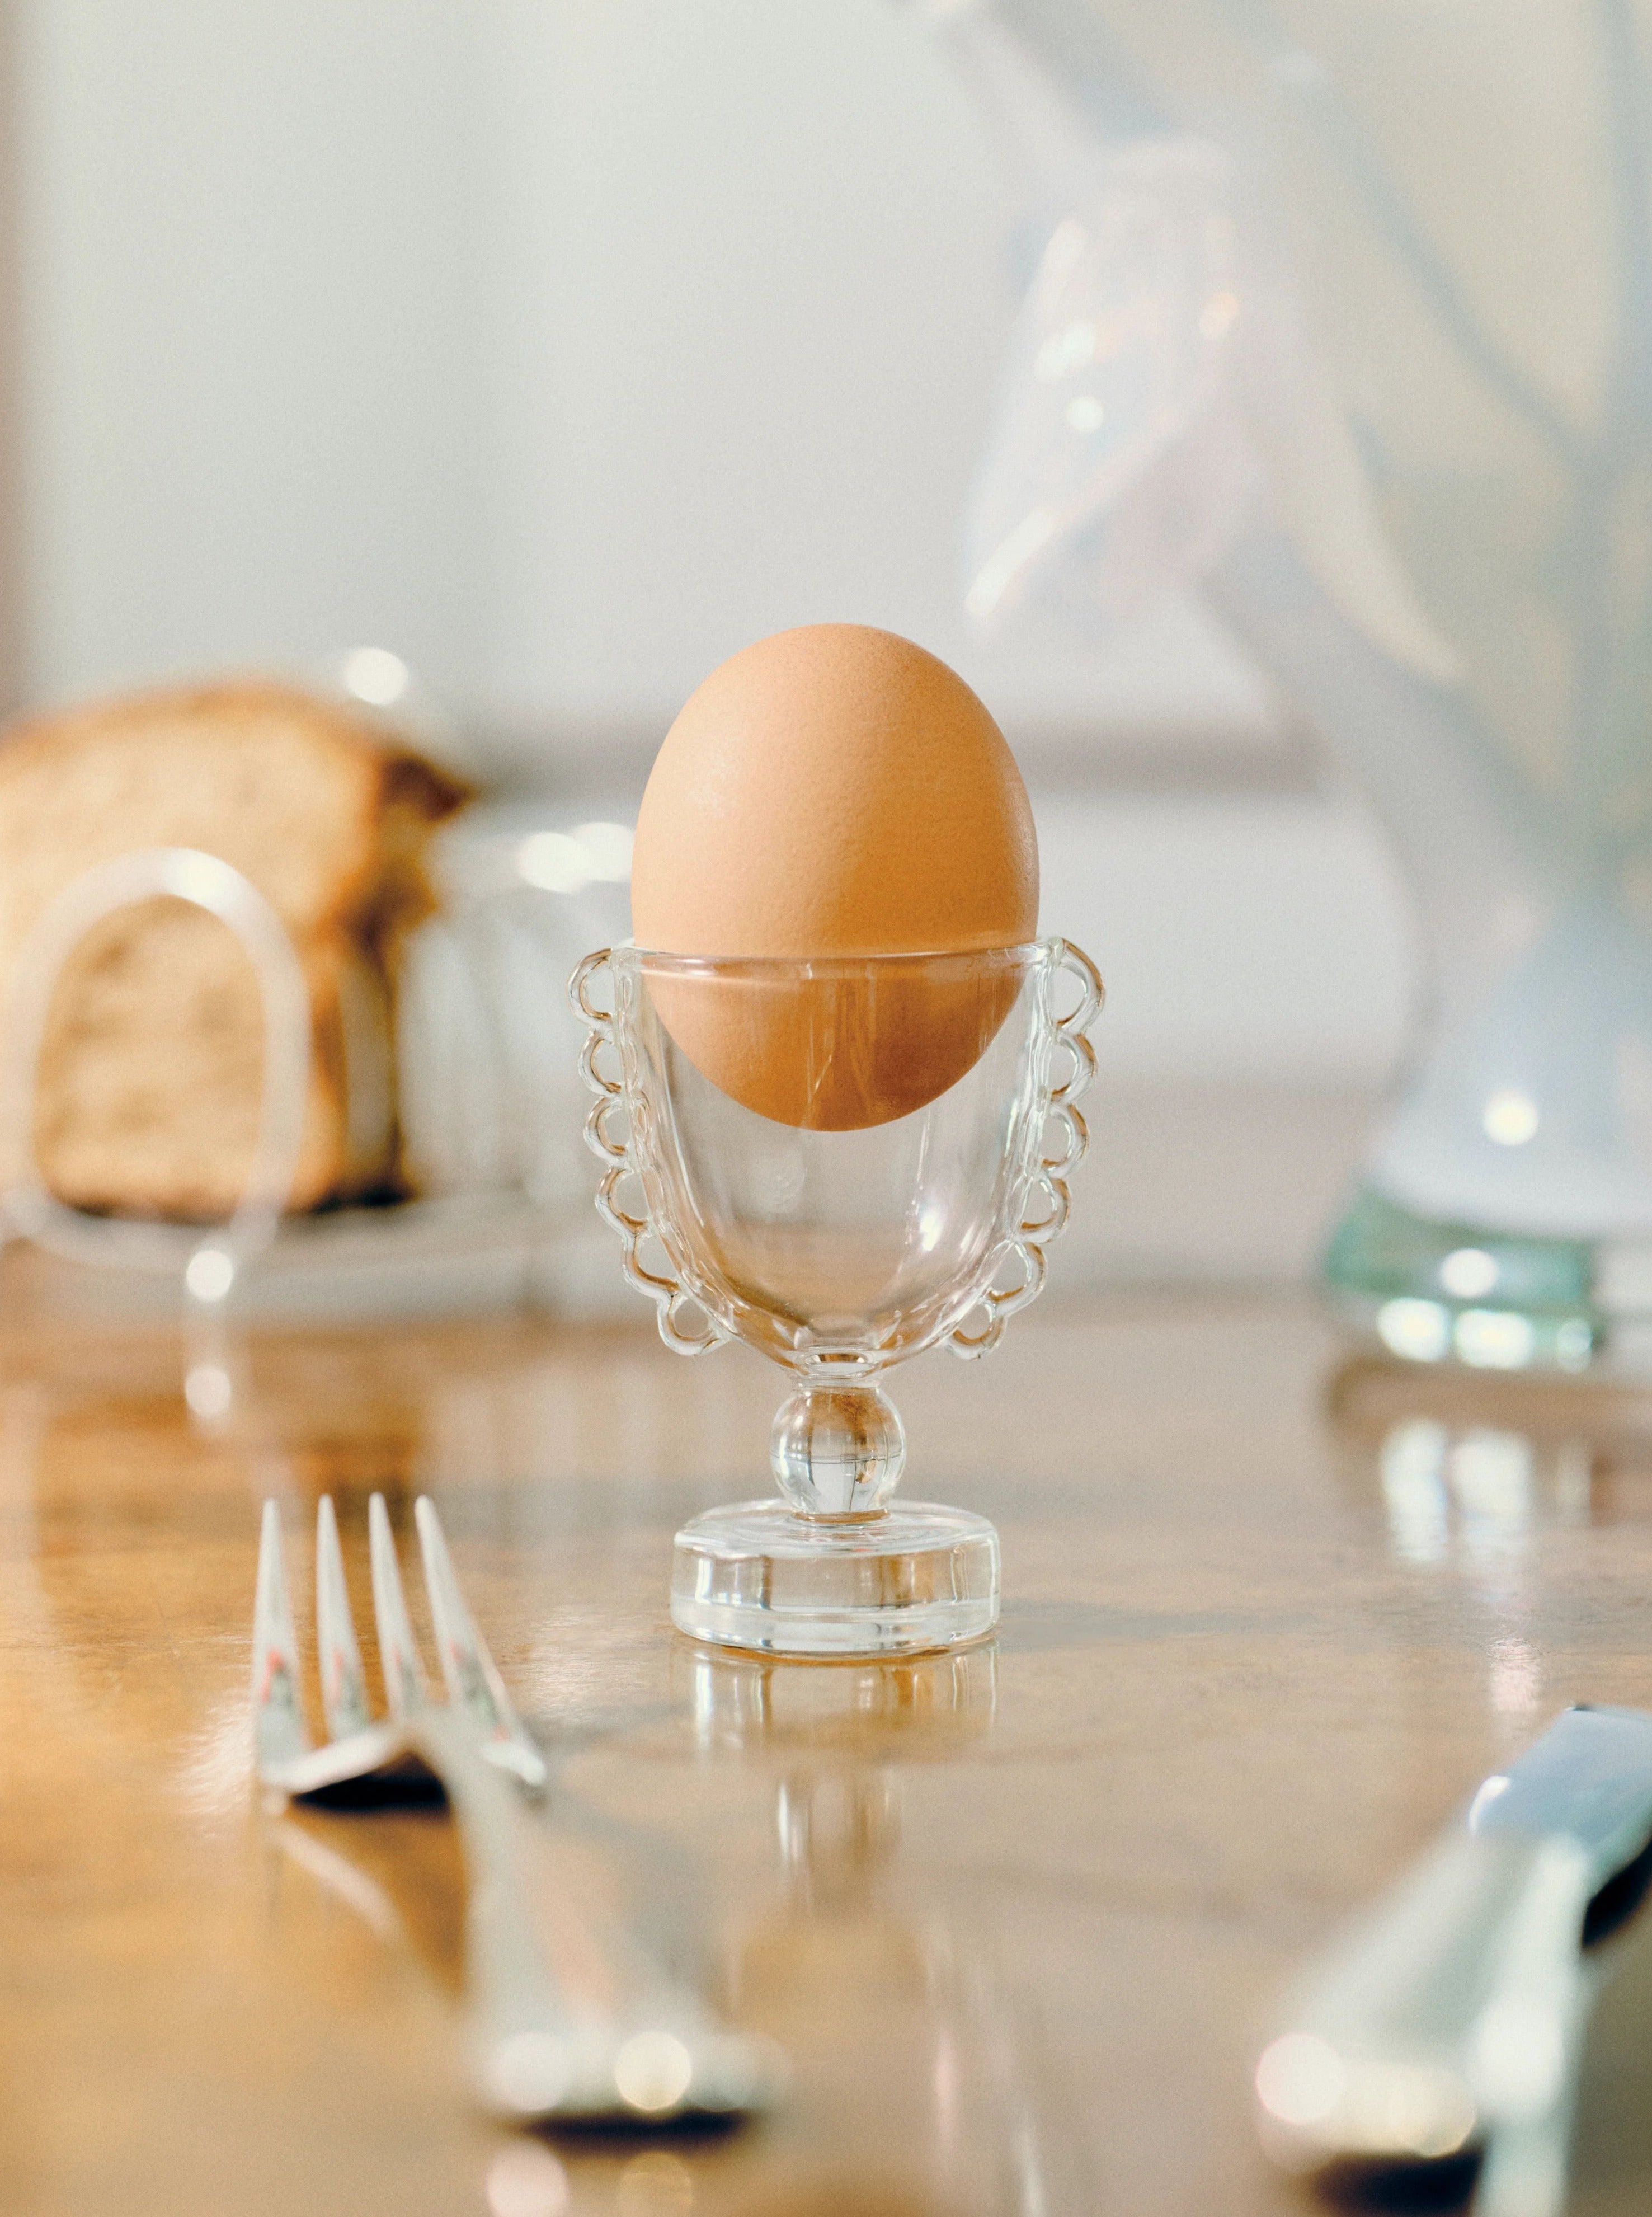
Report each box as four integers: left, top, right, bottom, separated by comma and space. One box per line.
4, 1279, 1652, 2216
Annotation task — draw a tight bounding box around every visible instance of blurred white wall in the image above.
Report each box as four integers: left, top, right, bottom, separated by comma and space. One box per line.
9, 0, 1416, 1089
1039, 791, 1413, 1082
465, 0, 1284, 744
15, 2, 488, 703
14, 0, 1271, 741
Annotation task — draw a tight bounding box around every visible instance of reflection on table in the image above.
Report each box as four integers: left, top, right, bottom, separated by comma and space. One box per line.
2, 1285, 1652, 2211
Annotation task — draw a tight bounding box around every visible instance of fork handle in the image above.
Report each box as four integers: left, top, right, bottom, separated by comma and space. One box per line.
404, 1715, 595, 2082
408, 1710, 721, 2121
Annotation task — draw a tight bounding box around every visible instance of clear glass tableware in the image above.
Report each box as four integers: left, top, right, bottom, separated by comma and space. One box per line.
0, 846, 313, 1420
0, 847, 311, 1298
0, 811, 633, 1327
936, 1, 1652, 1371
569, 939, 1102, 1658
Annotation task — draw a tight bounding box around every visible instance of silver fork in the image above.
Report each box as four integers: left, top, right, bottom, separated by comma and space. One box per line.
252, 1490, 781, 2126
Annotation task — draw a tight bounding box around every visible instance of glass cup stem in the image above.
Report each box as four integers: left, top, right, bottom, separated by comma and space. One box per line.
770, 1383, 905, 1520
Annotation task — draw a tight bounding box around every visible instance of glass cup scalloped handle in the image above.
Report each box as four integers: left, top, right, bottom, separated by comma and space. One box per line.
947, 939, 1103, 1360
568, 947, 729, 1357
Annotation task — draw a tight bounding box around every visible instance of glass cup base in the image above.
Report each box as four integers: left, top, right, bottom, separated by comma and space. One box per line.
1323, 1185, 1602, 1373
670, 1499, 1001, 1659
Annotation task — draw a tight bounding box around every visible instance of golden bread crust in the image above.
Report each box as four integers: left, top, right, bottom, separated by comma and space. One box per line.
0, 679, 470, 1220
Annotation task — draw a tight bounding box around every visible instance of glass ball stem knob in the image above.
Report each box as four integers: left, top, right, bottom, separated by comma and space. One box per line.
770, 1384, 906, 1518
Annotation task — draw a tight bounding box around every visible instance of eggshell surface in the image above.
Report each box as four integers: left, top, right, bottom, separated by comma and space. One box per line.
632, 624, 1036, 959
630, 626, 1038, 1128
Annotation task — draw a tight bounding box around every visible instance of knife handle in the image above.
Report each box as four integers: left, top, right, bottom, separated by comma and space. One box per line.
1256, 1829, 1594, 2172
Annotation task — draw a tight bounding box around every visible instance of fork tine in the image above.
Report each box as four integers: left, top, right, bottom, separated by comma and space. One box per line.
252, 1500, 311, 1774
316, 1496, 372, 1741
368, 1492, 429, 1718
415, 1495, 548, 1792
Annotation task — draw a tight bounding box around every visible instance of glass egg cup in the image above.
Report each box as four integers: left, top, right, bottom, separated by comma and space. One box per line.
570, 940, 1102, 1659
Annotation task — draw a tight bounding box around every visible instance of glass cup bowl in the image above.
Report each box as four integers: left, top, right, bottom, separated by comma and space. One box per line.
570, 940, 1102, 1657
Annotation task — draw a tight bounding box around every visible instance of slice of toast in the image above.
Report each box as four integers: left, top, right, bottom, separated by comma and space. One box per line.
0, 679, 470, 1219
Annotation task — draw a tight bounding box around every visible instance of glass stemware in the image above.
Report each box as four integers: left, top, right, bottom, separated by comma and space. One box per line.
570, 939, 1102, 1657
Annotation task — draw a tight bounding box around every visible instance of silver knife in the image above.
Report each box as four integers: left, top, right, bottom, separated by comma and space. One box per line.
1254, 1705, 1652, 2184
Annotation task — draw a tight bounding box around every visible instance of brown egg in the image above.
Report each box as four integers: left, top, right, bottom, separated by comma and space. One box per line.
630, 626, 1038, 1128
